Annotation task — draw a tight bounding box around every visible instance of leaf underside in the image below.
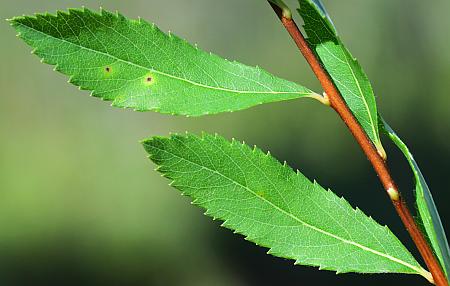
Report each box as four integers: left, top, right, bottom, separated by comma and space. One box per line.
297, 0, 384, 155
10, 8, 315, 115
143, 132, 427, 277
382, 119, 450, 281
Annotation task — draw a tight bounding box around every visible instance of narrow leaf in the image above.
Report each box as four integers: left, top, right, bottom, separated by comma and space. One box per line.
10, 8, 316, 115
381, 119, 450, 280
297, 0, 385, 157
143, 132, 430, 279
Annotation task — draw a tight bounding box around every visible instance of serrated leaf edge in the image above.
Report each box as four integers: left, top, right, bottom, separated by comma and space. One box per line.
9, 8, 319, 115
142, 132, 430, 279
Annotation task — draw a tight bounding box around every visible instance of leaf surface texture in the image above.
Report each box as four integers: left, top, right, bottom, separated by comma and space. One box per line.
143, 133, 428, 277
10, 8, 315, 114
297, 0, 384, 154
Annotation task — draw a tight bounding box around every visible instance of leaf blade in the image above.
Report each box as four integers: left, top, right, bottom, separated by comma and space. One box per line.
143, 132, 429, 279
381, 119, 450, 280
10, 8, 315, 115
297, 0, 384, 155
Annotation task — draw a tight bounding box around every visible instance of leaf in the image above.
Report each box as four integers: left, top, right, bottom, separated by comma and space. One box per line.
142, 132, 430, 280
381, 119, 450, 280
297, 0, 385, 157
9, 8, 317, 115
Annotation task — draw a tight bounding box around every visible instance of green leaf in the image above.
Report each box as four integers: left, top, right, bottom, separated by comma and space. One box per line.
143, 132, 430, 280
381, 119, 450, 280
297, 0, 385, 157
9, 8, 317, 115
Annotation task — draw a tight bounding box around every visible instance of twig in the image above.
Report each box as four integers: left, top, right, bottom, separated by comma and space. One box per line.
268, 1, 448, 285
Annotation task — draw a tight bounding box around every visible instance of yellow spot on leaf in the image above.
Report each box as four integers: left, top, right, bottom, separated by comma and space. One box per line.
256, 191, 265, 198
143, 73, 155, 86
103, 65, 114, 77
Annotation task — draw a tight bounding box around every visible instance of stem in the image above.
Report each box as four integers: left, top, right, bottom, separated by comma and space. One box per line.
268, 2, 448, 285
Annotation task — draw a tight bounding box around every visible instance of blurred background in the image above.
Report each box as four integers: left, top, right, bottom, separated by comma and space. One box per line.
1, 0, 449, 285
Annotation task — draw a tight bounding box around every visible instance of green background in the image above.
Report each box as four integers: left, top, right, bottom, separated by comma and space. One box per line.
1, 0, 449, 285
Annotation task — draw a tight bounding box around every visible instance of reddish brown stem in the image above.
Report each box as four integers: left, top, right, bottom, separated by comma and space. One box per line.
268, 2, 448, 286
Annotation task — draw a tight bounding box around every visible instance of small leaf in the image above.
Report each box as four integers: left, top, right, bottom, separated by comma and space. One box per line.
10, 8, 316, 115
297, 0, 385, 157
381, 119, 450, 280
143, 132, 430, 279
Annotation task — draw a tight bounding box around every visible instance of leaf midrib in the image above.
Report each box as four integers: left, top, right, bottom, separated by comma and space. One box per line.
304, 12, 379, 144
15, 22, 310, 96
386, 126, 450, 278
316, 38, 379, 143
150, 142, 425, 275
338, 45, 379, 143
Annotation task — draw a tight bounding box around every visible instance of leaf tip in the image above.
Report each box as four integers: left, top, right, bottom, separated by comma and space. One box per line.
8, 15, 25, 27
140, 136, 151, 144
5, 17, 14, 24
